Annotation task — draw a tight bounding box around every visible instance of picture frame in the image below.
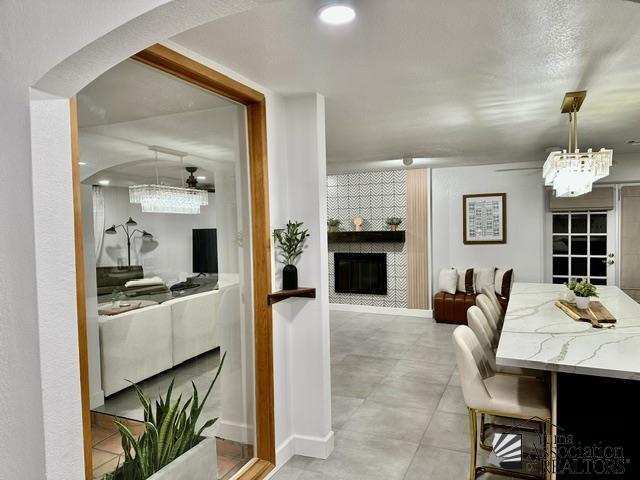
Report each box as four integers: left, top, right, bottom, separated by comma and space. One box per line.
463, 193, 507, 244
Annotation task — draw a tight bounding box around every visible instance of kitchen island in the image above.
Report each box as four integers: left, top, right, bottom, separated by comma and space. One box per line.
497, 283, 640, 479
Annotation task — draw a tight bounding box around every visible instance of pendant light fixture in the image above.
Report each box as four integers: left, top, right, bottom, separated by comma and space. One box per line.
543, 91, 613, 197
129, 146, 209, 214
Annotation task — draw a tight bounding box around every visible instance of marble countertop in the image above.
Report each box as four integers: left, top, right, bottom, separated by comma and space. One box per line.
496, 283, 640, 380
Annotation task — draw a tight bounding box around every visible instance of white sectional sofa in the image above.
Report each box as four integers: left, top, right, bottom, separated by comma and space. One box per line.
164, 290, 221, 367
99, 289, 224, 397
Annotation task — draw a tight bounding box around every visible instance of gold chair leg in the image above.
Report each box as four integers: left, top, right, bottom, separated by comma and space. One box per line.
468, 408, 478, 480
546, 420, 552, 480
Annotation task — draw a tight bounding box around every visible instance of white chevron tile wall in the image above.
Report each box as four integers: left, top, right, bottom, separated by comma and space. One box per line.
327, 170, 408, 308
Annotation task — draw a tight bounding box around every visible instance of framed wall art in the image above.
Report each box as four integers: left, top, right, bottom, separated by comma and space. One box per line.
463, 193, 507, 244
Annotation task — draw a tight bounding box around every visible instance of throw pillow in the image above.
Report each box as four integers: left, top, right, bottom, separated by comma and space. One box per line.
438, 268, 458, 295
475, 267, 495, 293
494, 268, 514, 297
456, 267, 475, 294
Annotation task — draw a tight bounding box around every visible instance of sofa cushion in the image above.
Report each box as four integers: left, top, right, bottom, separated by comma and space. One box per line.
475, 267, 495, 293
456, 267, 475, 294
495, 268, 514, 297
438, 267, 458, 294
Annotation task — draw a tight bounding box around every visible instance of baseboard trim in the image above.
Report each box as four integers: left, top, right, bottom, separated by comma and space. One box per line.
330, 303, 433, 318
294, 431, 334, 459
217, 419, 254, 445
275, 435, 296, 468
274, 431, 335, 469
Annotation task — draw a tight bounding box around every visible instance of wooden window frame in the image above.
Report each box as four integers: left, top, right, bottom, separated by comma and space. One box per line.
71, 44, 275, 480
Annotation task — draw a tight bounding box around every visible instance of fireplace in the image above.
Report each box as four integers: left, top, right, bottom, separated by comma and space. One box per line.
334, 253, 387, 295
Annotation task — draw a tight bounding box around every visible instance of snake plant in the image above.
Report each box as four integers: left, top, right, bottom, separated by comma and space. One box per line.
104, 352, 226, 480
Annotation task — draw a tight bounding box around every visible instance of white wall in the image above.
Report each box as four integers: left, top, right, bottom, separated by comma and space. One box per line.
279, 94, 333, 460
0, 2, 321, 478
431, 162, 546, 289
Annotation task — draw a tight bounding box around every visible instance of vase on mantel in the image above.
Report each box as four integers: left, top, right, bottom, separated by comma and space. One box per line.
283, 264, 298, 290
389, 225, 398, 232
576, 296, 590, 310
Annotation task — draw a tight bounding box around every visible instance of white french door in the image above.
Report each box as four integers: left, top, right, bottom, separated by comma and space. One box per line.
551, 210, 617, 286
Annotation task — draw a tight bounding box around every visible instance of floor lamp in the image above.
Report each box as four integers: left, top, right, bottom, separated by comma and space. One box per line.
105, 217, 153, 266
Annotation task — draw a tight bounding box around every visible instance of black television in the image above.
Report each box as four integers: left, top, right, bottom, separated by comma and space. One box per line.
192, 228, 218, 274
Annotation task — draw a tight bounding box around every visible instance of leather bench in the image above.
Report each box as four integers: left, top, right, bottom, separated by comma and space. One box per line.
433, 291, 509, 325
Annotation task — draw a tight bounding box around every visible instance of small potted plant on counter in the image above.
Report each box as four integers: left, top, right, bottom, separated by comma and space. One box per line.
327, 218, 341, 232
573, 279, 598, 310
273, 220, 310, 290
385, 217, 402, 231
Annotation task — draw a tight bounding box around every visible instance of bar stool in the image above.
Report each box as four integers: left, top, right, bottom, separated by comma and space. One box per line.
453, 325, 551, 480
476, 294, 501, 336
467, 306, 545, 449
482, 286, 505, 322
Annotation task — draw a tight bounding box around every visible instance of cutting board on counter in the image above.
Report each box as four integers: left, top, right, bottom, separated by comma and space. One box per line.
555, 300, 616, 329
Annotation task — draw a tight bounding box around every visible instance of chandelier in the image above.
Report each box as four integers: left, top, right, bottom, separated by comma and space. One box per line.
543, 91, 613, 197
129, 146, 209, 214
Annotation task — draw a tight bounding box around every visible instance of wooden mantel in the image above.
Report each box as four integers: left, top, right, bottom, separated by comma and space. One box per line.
327, 230, 405, 243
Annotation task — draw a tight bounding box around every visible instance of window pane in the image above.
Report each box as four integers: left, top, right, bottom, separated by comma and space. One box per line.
553, 215, 569, 233
590, 214, 607, 234
553, 277, 568, 284
571, 214, 587, 233
553, 236, 569, 254
591, 278, 607, 286
553, 257, 569, 276
571, 257, 588, 277
590, 257, 607, 277
571, 236, 587, 255
590, 236, 607, 256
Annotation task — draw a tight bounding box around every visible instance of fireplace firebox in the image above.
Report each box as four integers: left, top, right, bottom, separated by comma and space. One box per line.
334, 253, 387, 295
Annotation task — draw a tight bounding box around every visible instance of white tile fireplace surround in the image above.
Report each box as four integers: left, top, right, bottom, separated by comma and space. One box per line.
327, 170, 407, 308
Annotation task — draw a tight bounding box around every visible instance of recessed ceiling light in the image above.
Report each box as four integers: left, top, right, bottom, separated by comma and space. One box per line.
78, 161, 87, 166
98, 179, 110, 186
196, 176, 206, 181
318, 3, 356, 25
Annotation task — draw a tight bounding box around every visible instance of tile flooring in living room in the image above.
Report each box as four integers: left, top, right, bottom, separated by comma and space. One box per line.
270, 310, 520, 480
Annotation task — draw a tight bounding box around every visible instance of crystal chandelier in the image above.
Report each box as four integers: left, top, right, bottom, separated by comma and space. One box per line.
543, 91, 613, 197
129, 146, 209, 214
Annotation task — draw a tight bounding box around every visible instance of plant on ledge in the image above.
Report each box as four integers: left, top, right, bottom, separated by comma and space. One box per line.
385, 217, 403, 231
104, 353, 226, 480
573, 279, 598, 310
273, 220, 309, 290
327, 218, 341, 232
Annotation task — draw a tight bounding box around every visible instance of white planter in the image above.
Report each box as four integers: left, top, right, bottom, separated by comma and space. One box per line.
148, 436, 217, 480
575, 296, 590, 310
564, 289, 576, 303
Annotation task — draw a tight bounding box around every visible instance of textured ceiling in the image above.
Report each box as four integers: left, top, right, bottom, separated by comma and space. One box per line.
77, 59, 242, 186
173, 0, 640, 166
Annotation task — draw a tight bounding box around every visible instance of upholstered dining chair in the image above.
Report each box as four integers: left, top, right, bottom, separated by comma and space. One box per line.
482, 286, 505, 322
453, 325, 551, 480
476, 294, 501, 337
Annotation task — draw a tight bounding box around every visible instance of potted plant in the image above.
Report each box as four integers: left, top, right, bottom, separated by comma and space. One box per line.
564, 278, 577, 303
573, 279, 598, 310
104, 353, 226, 480
327, 218, 341, 232
273, 220, 309, 290
385, 217, 402, 231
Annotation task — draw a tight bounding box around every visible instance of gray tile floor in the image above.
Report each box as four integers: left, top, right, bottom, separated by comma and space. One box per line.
271, 311, 520, 480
